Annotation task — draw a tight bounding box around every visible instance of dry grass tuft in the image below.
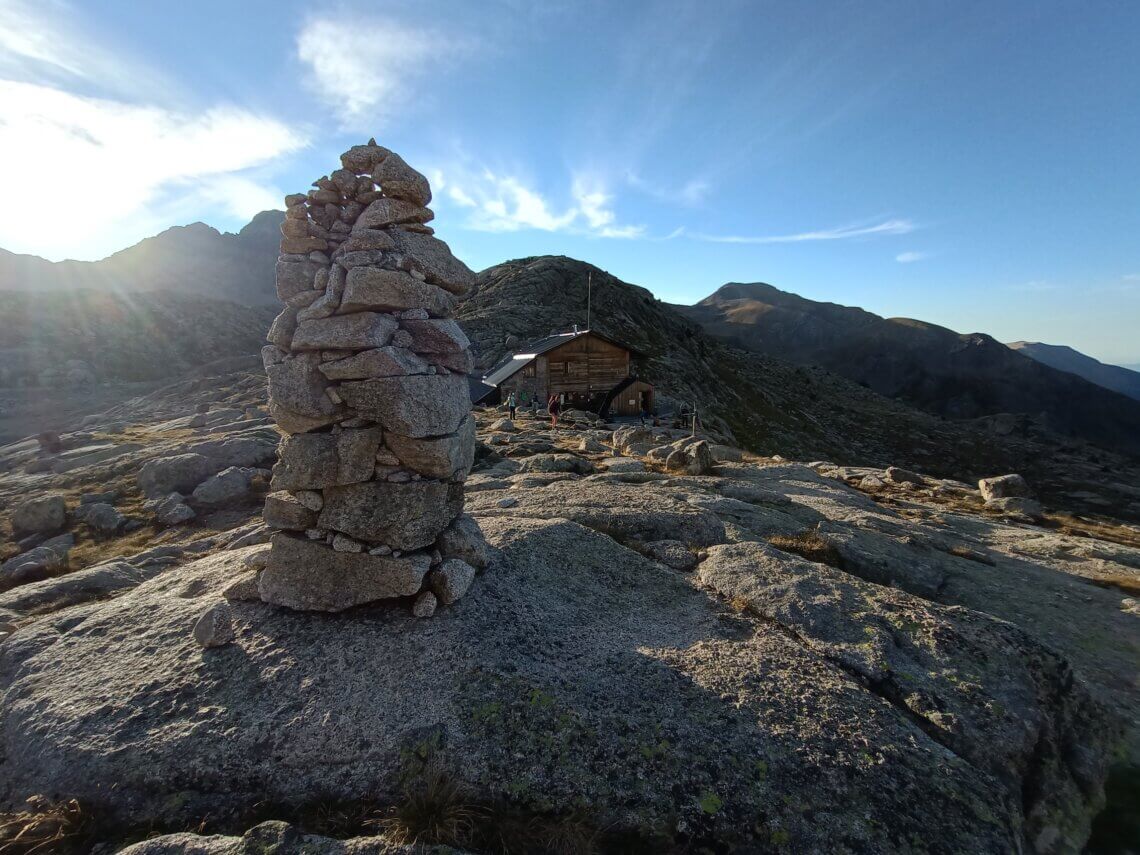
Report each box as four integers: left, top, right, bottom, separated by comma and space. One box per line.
369, 767, 483, 847
0, 798, 92, 855
767, 531, 843, 569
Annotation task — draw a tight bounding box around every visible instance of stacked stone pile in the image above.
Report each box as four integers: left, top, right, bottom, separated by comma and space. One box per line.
259, 140, 486, 616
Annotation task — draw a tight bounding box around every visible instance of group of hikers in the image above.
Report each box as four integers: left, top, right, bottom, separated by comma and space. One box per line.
505, 389, 673, 429
505, 390, 565, 427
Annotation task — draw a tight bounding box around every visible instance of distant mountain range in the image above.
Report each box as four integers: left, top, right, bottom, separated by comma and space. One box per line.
677, 282, 1140, 457
3, 215, 1139, 458
0, 211, 283, 307
1008, 341, 1140, 401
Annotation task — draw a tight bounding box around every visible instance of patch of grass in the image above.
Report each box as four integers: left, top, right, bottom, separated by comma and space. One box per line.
368, 766, 483, 847
767, 531, 843, 569
0, 798, 93, 854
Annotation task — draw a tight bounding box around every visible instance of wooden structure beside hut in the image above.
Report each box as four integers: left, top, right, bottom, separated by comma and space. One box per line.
481, 329, 654, 418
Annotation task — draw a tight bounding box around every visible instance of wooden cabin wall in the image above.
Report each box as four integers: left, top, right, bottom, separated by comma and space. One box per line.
611, 380, 654, 417
542, 335, 630, 396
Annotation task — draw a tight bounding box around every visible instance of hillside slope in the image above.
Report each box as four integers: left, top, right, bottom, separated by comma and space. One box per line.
0, 290, 276, 386
1009, 340, 1140, 401
0, 211, 283, 306
678, 282, 1140, 457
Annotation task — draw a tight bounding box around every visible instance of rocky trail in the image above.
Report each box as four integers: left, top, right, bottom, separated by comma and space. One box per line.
0, 364, 1138, 853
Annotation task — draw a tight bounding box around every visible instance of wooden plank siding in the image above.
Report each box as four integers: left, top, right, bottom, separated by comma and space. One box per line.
499, 332, 650, 412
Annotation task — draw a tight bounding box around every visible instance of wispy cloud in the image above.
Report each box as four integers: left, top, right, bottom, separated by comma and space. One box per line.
1123, 273, 1140, 282
624, 171, 711, 207
296, 16, 475, 127
0, 0, 305, 260
691, 218, 916, 245
896, 251, 928, 263
434, 167, 644, 239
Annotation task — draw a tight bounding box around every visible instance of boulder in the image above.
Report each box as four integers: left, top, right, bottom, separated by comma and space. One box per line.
338, 374, 470, 437
318, 346, 430, 380
520, 454, 594, 474
1, 539, 70, 588
265, 305, 298, 349
384, 416, 475, 481
191, 467, 256, 507
664, 439, 713, 476
271, 428, 383, 490
291, 312, 398, 351
428, 558, 476, 604
490, 418, 516, 432
263, 492, 319, 531
147, 493, 196, 526
0, 523, 1091, 852
274, 259, 323, 302
351, 197, 433, 232
371, 151, 432, 205
137, 454, 217, 497
400, 318, 470, 354
612, 426, 654, 454
340, 142, 391, 173
412, 591, 437, 618
339, 267, 456, 317
10, 494, 67, 535
318, 480, 464, 550
698, 540, 1111, 851
266, 353, 343, 433
259, 534, 430, 611
600, 458, 645, 473
79, 502, 126, 535
709, 444, 743, 463
389, 230, 475, 296
192, 602, 235, 648
979, 474, 1031, 501
884, 466, 924, 486
435, 514, 492, 570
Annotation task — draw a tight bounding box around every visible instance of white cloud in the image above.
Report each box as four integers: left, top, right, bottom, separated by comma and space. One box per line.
297, 16, 471, 127
0, 80, 305, 260
0, 0, 306, 261
896, 251, 928, 263
437, 167, 644, 239
624, 171, 711, 206
1123, 273, 1140, 282
693, 218, 916, 244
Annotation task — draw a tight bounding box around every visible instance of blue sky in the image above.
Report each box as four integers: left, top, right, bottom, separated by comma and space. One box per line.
1, 0, 1138, 364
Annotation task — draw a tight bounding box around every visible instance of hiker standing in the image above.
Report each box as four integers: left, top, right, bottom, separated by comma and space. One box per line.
507, 390, 517, 420
548, 393, 561, 429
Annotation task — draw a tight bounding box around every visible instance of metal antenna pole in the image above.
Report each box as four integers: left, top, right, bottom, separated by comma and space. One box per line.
586, 271, 592, 331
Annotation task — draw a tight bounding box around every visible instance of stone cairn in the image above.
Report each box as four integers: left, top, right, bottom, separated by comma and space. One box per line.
258, 140, 485, 617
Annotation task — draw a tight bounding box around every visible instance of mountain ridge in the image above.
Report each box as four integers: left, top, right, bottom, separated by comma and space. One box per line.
678, 281, 1140, 457
1008, 340, 1140, 401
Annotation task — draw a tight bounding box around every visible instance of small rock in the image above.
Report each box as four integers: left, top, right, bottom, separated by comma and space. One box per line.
222, 573, 262, 602
412, 590, 437, 618
192, 603, 235, 648
332, 533, 364, 553
978, 474, 1031, 501
428, 558, 476, 605
80, 502, 126, 535
885, 466, 924, 486
296, 490, 324, 511
497, 497, 518, 508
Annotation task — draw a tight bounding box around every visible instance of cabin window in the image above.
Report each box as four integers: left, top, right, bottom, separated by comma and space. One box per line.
523, 363, 535, 377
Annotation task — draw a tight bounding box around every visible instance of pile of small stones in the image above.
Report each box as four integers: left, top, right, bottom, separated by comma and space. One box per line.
257, 140, 486, 617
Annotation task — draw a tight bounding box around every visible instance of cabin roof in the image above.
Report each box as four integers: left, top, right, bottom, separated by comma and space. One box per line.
481, 328, 637, 388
